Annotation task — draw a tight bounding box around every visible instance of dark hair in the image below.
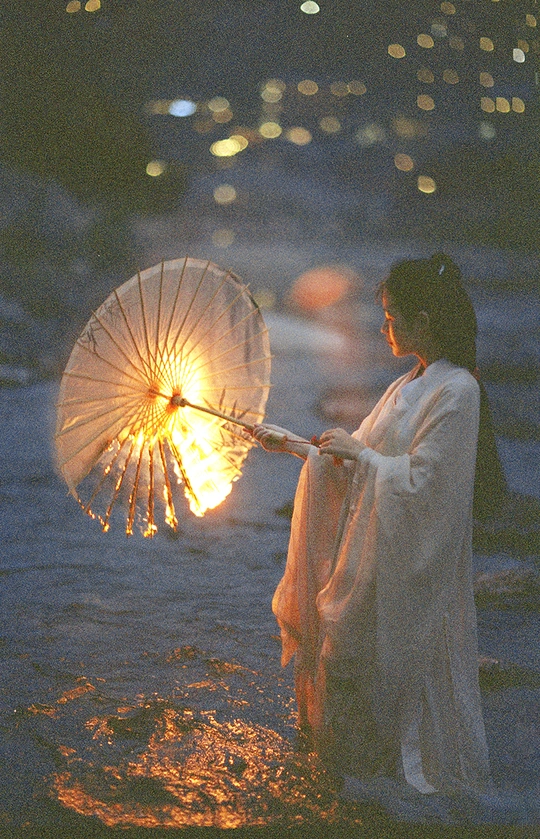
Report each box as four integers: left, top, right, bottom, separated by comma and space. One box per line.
380, 252, 507, 519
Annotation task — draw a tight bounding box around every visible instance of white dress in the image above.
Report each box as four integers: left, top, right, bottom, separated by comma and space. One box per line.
273, 359, 492, 796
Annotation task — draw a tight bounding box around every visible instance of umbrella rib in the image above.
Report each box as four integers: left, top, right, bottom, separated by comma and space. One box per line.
112, 288, 155, 383
167, 259, 213, 360
84, 308, 153, 386
184, 327, 271, 377
177, 282, 256, 367
56, 393, 147, 441
181, 305, 266, 371
137, 269, 155, 380
80, 437, 129, 514
102, 437, 137, 530
126, 442, 145, 535
168, 271, 233, 366
160, 256, 189, 360
58, 370, 148, 393
158, 439, 178, 530
66, 341, 151, 392
145, 443, 156, 537
167, 437, 200, 512
192, 354, 272, 386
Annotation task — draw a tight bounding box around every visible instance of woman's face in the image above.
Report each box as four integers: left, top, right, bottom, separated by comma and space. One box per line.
380, 292, 422, 358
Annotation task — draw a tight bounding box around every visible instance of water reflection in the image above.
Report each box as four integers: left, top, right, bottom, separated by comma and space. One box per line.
53, 699, 361, 829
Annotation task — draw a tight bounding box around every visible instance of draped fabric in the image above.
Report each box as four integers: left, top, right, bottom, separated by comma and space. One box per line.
272, 359, 492, 795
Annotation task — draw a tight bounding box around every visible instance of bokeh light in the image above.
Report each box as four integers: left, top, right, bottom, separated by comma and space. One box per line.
512, 97, 525, 113
480, 37, 495, 51
394, 153, 415, 172
261, 79, 285, 102
285, 127, 312, 145
300, 1, 320, 13
513, 48, 526, 62
441, 2, 456, 14
417, 94, 435, 111
208, 97, 230, 113
85, 0, 100, 11
356, 123, 385, 146
288, 266, 356, 312
443, 69, 459, 84
298, 80, 319, 95
417, 34, 435, 48
259, 122, 282, 138
66, 1, 81, 12
496, 97, 510, 113
480, 72, 495, 87
417, 67, 435, 83
481, 97, 496, 113
418, 175, 437, 194
212, 228, 235, 247
479, 122, 496, 140
330, 81, 349, 97
213, 184, 237, 204
348, 81, 367, 95
388, 44, 406, 58
319, 116, 341, 133
168, 100, 197, 117
210, 137, 247, 157
146, 160, 167, 177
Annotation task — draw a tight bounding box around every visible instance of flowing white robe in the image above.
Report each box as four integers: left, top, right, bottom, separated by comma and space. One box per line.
273, 359, 492, 795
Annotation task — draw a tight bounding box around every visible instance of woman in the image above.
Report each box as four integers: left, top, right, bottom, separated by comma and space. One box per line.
254, 253, 504, 801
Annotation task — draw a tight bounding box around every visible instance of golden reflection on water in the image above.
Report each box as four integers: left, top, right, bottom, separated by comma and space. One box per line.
53, 701, 361, 829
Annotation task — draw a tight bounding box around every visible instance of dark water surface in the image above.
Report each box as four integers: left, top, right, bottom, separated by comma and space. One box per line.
1, 262, 539, 837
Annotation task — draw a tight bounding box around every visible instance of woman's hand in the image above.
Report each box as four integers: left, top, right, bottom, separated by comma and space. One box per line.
318, 428, 365, 461
252, 423, 291, 452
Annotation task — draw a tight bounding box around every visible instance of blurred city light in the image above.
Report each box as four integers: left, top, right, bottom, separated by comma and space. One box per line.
146, 160, 167, 177
210, 138, 246, 157
66, 1, 81, 12
443, 69, 459, 84
212, 228, 235, 247
330, 81, 349, 97
394, 153, 415, 172
85, 0, 101, 10
319, 116, 341, 133
213, 184, 237, 204
356, 123, 385, 146
285, 127, 312, 145
431, 22, 448, 38
417, 34, 435, 48
298, 80, 319, 95
348, 81, 367, 95
388, 43, 406, 58
480, 37, 495, 51
417, 67, 435, 82
417, 94, 435, 110
449, 36, 464, 50
168, 99, 197, 117
208, 97, 230, 113
479, 122, 496, 140
259, 122, 282, 138
288, 266, 355, 311
441, 2, 456, 14
300, 1, 320, 14
512, 97, 525, 113
513, 48, 526, 62
418, 175, 437, 193
480, 72, 495, 87
481, 96, 496, 113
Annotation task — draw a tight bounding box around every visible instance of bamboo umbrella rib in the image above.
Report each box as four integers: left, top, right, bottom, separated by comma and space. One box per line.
66, 340, 152, 392
158, 439, 177, 529
184, 328, 271, 378
102, 438, 137, 530
181, 308, 267, 372
59, 369, 150, 394
112, 288, 156, 383
126, 442, 145, 535
136, 269, 156, 377
146, 444, 155, 536
83, 306, 154, 386
175, 283, 258, 368
168, 438, 200, 510
193, 354, 272, 386
154, 262, 165, 380
167, 260, 212, 368
168, 272, 236, 367
160, 257, 189, 364
56, 392, 147, 442
80, 435, 132, 513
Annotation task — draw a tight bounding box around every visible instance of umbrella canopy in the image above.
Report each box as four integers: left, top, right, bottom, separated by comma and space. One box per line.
55, 257, 271, 535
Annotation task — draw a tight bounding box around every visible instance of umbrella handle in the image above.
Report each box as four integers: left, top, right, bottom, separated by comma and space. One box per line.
171, 395, 318, 448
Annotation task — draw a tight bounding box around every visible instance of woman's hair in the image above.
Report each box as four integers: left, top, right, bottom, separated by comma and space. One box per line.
380, 252, 507, 519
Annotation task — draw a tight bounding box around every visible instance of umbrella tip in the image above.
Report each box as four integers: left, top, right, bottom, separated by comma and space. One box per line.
171, 394, 187, 407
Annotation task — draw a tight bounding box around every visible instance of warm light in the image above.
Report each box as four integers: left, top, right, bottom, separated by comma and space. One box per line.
348, 80, 367, 95
213, 184, 237, 204
431, 22, 447, 38
169, 99, 197, 117
300, 1, 320, 13
417, 34, 435, 48
517, 40, 529, 53
146, 160, 167, 177
298, 80, 319, 95
496, 97, 510, 113
478, 122, 496, 140
288, 266, 355, 311
393, 116, 427, 139
66, 1, 81, 11
388, 43, 406, 58
330, 81, 349, 97
417, 94, 435, 111
212, 108, 233, 123
208, 97, 230, 113
480, 37, 494, 51
319, 116, 341, 133
512, 97, 525, 113
394, 153, 415, 172
449, 36, 464, 50
417, 67, 435, 83
441, 2, 456, 13
212, 228, 235, 247
481, 97, 495, 113
210, 138, 244, 157
84, 0, 100, 10
443, 69, 459, 84
479, 72, 494, 87
418, 176, 437, 194
261, 79, 285, 102
259, 122, 282, 138
285, 127, 312, 145
526, 14, 537, 27
356, 123, 385, 146
230, 134, 249, 150
513, 48, 526, 62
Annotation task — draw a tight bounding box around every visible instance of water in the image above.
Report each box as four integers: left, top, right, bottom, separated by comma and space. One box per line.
1, 254, 539, 834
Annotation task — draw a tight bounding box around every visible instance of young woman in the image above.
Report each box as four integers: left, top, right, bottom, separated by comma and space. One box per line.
254, 253, 505, 802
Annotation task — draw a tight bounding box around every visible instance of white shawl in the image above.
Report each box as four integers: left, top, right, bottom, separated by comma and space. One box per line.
273, 359, 491, 794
